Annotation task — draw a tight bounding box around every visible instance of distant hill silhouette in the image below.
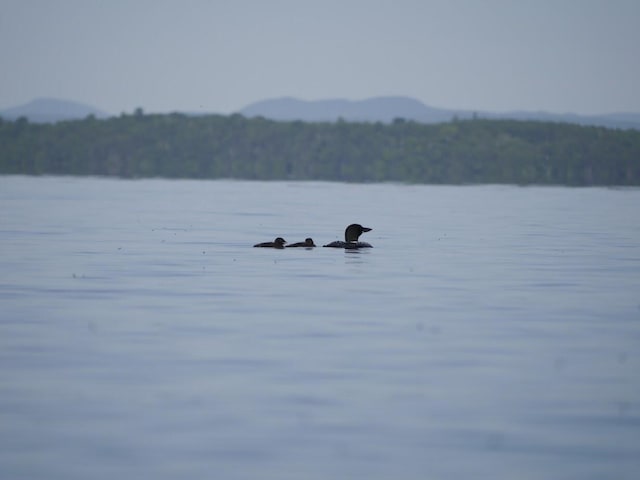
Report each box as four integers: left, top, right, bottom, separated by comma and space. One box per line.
0, 98, 110, 123
241, 96, 640, 130
4, 96, 639, 130
240, 96, 456, 124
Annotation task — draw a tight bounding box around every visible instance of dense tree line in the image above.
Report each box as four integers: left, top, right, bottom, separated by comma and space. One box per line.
1, 111, 639, 185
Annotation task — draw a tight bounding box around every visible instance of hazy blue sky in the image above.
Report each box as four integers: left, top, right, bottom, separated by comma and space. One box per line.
1, 0, 638, 115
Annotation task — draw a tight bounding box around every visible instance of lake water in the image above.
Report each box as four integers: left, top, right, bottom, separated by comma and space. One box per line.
1, 175, 639, 480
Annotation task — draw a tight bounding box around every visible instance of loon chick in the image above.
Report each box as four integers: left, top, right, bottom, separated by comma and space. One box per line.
286, 238, 316, 248
254, 237, 287, 249
323, 224, 373, 248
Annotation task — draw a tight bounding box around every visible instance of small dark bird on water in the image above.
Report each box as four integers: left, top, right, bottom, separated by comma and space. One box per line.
286, 238, 316, 248
254, 237, 287, 249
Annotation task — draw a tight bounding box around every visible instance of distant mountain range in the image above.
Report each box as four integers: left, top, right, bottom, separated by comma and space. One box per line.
0, 98, 109, 123
240, 96, 640, 130
2, 96, 639, 130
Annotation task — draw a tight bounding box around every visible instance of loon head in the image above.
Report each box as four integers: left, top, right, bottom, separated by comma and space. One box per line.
274, 237, 287, 247
304, 238, 316, 247
344, 224, 372, 242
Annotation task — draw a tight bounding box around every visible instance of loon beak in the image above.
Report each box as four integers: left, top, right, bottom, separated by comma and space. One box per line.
362, 227, 372, 232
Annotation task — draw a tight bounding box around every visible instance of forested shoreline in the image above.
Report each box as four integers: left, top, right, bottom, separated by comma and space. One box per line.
1, 112, 638, 185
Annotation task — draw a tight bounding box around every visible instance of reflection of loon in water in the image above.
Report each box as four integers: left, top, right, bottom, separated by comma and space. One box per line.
286, 238, 316, 248
323, 224, 373, 249
253, 237, 287, 249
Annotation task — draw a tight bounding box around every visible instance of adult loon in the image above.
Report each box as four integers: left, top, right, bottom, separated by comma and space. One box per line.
286, 238, 316, 248
323, 224, 372, 248
254, 237, 287, 249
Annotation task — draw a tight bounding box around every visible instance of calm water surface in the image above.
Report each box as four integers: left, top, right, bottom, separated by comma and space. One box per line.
1, 176, 639, 479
